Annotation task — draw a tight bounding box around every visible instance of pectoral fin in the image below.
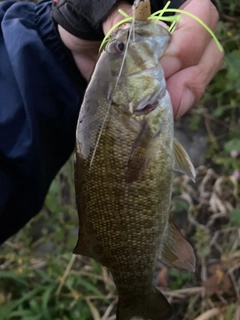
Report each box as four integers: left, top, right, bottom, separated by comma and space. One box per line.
159, 219, 196, 272
173, 138, 196, 182
125, 121, 156, 183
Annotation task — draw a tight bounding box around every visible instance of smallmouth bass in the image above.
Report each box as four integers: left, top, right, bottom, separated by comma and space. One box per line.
74, 20, 196, 320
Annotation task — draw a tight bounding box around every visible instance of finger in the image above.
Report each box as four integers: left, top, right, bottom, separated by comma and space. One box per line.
166, 37, 224, 118
58, 25, 101, 81
161, 0, 219, 79
102, 2, 132, 35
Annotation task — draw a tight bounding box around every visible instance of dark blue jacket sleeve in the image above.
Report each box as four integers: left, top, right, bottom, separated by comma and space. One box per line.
0, 0, 86, 244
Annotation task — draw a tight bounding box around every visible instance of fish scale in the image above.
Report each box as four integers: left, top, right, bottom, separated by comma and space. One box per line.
74, 20, 196, 320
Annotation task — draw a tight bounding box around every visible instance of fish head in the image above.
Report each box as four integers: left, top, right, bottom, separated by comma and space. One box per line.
103, 21, 171, 116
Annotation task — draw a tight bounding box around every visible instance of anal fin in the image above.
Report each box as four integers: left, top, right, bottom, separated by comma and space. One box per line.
173, 138, 196, 182
159, 219, 196, 272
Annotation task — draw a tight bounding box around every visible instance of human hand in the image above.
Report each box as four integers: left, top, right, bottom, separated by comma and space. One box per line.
58, 0, 223, 118
160, 0, 224, 118
57, 2, 132, 81
58, 26, 100, 81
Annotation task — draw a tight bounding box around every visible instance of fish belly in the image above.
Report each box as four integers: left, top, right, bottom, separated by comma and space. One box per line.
75, 106, 173, 304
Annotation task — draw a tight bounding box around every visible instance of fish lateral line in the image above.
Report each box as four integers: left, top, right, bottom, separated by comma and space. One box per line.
90, 18, 136, 168
89, 99, 113, 168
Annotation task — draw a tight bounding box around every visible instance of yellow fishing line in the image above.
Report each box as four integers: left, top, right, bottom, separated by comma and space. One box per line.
151, 16, 179, 22
99, 3, 223, 53
168, 20, 177, 33
168, 15, 180, 33
118, 8, 131, 18
154, 0, 171, 25
99, 16, 176, 52
99, 4, 175, 51
99, 17, 133, 51
149, 9, 223, 51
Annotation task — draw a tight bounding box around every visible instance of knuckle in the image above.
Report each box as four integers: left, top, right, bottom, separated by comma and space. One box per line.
187, 70, 207, 101
191, 83, 205, 103
175, 33, 203, 68
209, 1, 219, 30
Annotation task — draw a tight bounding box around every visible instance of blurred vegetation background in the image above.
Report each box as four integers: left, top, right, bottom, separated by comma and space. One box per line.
1, 0, 240, 319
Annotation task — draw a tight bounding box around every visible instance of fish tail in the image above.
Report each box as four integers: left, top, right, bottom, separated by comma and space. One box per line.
117, 287, 172, 320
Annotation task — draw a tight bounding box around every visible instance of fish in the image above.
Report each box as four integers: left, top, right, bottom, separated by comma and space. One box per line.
74, 19, 196, 320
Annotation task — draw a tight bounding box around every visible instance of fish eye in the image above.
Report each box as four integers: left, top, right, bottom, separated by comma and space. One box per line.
115, 42, 125, 54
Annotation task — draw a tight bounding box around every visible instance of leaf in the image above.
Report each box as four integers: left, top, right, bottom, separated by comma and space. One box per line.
23, 316, 42, 320
231, 208, 240, 227
34, 269, 52, 283
224, 138, 240, 153
29, 299, 41, 313
174, 199, 189, 212
225, 51, 240, 72
190, 114, 201, 131
9, 287, 43, 311
9, 310, 33, 318
169, 269, 193, 290
42, 285, 57, 320
202, 263, 232, 296
0, 271, 28, 286
77, 278, 106, 298
225, 52, 240, 90
0, 305, 12, 320
229, 131, 240, 140
213, 106, 226, 118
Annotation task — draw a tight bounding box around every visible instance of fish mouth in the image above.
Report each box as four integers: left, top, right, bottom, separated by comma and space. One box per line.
134, 87, 161, 116
135, 101, 158, 116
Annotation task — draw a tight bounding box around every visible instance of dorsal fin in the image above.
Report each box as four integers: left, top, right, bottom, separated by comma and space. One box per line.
173, 138, 196, 182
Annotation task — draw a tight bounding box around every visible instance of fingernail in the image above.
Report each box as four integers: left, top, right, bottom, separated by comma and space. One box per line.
177, 88, 195, 118
160, 56, 180, 79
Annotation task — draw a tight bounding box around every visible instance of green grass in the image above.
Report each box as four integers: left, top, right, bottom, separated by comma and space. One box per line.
1, 1, 240, 319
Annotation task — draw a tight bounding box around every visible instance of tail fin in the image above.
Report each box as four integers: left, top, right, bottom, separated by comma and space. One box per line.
117, 287, 171, 320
